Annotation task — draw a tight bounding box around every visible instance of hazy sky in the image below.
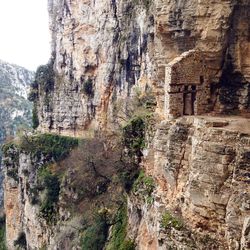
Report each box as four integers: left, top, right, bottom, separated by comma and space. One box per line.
0, 0, 51, 71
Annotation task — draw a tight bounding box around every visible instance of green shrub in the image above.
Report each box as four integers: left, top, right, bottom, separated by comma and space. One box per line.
133, 171, 154, 193
20, 133, 79, 162
32, 105, 39, 129
81, 212, 109, 250
14, 232, 27, 248
132, 170, 155, 204
0, 216, 6, 250
120, 240, 136, 250
107, 206, 127, 250
1, 142, 19, 160
39, 167, 60, 223
35, 62, 55, 93
160, 211, 183, 231
123, 116, 145, 158
2, 143, 19, 182
118, 163, 140, 192
1, 143, 11, 156
28, 82, 38, 102
29, 61, 55, 122
107, 205, 135, 250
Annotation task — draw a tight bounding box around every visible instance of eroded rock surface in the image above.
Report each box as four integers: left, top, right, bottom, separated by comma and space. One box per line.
3, 0, 250, 249
33, 0, 250, 135
129, 117, 250, 249
0, 60, 33, 208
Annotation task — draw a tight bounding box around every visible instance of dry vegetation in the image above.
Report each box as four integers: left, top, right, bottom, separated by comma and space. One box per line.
51, 134, 138, 217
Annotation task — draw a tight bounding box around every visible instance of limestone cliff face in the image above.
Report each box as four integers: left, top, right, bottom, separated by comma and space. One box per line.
3, 0, 250, 249
37, 0, 154, 134
4, 150, 49, 249
0, 60, 33, 207
129, 117, 250, 249
34, 0, 250, 135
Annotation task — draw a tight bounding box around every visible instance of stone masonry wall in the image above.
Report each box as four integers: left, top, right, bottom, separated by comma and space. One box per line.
164, 50, 210, 118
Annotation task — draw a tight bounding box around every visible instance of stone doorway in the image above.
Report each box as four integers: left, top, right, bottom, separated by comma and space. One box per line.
183, 85, 196, 115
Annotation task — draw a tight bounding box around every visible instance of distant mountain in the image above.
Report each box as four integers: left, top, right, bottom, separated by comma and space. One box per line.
0, 60, 34, 206
0, 60, 34, 145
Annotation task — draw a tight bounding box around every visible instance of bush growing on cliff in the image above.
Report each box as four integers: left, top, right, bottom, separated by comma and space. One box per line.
39, 166, 60, 224
29, 61, 55, 129
35, 62, 55, 93
28, 81, 38, 102
29, 61, 55, 102
32, 105, 39, 129
81, 212, 109, 250
1, 142, 19, 165
160, 211, 184, 231
6, 169, 19, 182
81, 202, 135, 250
3, 133, 79, 168
132, 170, 155, 205
121, 88, 155, 159
120, 109, 155, 190
106, 203, 135, 250
118, 163, 140, 192
0, 216, 6, 250
122, 116, 145, 158
19, 133, 79, 162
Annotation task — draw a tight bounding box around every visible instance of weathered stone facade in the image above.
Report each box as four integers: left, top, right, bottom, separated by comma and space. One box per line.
164, 50, 210, 118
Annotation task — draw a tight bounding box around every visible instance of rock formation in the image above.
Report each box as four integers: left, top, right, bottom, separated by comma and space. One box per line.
2, 0, 250, 249
0, 60, 33, 144
0, 60, 33, 207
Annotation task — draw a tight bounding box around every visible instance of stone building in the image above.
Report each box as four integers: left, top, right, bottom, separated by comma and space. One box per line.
164, 50, 210, 118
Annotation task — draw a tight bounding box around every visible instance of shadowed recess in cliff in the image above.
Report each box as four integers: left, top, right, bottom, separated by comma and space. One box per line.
218, 3, 250, 114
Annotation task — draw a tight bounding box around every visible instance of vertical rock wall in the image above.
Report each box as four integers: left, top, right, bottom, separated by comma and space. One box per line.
0, 60, 33, 208
38, 0, 155, 134
35, 0, 250, 136
3, 0, 250, 249
129, 117, 250, 249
